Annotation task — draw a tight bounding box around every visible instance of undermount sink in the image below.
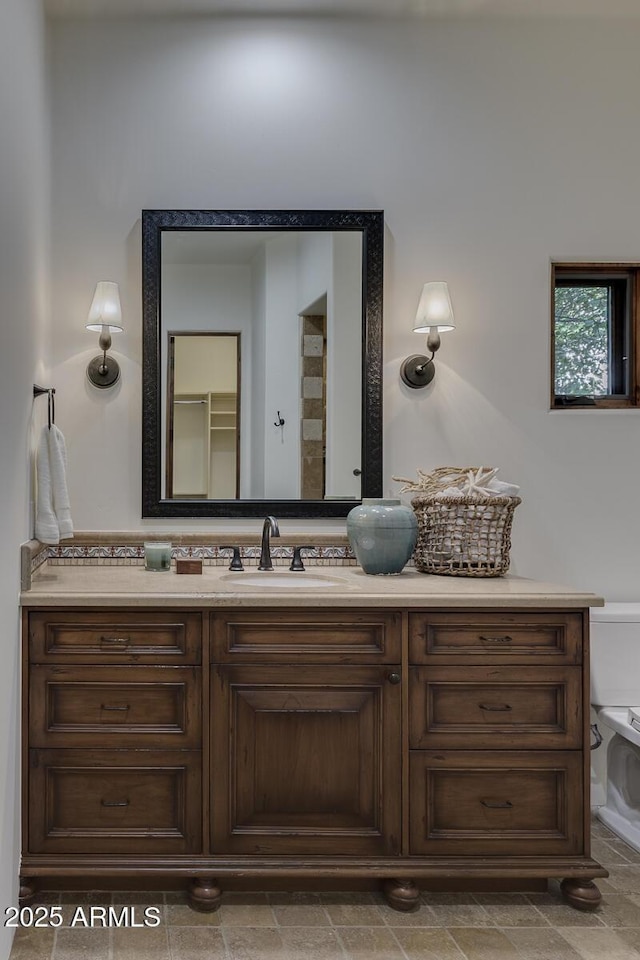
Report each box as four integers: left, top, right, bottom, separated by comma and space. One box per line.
221, 571, 344, 589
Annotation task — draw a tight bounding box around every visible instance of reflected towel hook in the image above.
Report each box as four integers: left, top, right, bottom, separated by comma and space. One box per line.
274, 411, 285, 427
33, 384, 55, 429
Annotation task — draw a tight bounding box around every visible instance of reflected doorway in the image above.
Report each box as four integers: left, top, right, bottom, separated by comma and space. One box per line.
166, 333, 240, 499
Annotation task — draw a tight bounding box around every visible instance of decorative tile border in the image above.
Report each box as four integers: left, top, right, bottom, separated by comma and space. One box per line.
22, 537, 356, 590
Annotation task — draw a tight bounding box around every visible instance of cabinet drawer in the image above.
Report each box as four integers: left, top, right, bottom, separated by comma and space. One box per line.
28, 611, 202, 664
29, 665, 201, 748
28, 750, 202, 855
211, 609, 401, 662
409, 666, 582, 749
409, 612, 583, 665
410, 750, 583, 857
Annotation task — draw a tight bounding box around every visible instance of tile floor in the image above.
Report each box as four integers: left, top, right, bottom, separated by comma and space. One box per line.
10, 818, 640, 960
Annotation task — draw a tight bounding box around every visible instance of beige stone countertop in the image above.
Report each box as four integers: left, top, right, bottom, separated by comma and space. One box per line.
21, 564, 604, 608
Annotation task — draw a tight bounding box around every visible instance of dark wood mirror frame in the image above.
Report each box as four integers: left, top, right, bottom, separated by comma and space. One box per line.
142, 209, 384, 518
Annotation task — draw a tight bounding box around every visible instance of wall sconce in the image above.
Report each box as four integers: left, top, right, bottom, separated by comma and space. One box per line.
400, 281, 455, 388
85, 281, 123, 388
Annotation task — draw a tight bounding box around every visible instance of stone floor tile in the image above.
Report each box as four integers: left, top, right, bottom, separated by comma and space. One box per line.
167, 925, 227, 960
52, 927, 110, 960
503, 926, 584, 960
601, 868, 640, 894
337, 925, 406, 958
218, 903, 276, 927
378, 902, 439, 927
617, 929, 640, 953
8, 926, 55, 960
472, 893, 550, 927
448, 927, 521, 959
557, 926, 640, 959
271, 903, 331, 926
599, 894, 640, 927
222, 926, 286, 960
278, 926, 345, 960
323, 902, 386, 926
524, 894, 605, 926
166, 902, 221, 926
592, 839, 636, 865
420, 895, 494, 928
112, 926, 171, 960
389, 926, 466, 960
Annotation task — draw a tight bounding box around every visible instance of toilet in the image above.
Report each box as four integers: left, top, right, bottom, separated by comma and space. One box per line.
591, 603, 640, 853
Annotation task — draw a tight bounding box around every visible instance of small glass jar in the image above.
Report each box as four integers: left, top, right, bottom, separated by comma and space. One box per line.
144, 541, 172, 572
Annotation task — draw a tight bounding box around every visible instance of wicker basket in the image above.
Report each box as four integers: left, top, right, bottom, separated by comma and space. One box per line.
411, 494, 521, 578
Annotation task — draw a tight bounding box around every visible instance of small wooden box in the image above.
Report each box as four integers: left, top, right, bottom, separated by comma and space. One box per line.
175, 558, 203, 575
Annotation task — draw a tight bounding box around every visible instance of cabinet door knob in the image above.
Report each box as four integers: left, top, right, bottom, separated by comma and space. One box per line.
387, 672, 401, 684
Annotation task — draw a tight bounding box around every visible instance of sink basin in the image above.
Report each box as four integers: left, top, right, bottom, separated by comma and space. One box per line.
221, 571, 343, 589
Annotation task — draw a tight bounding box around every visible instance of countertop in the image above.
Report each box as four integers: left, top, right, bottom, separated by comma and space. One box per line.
21, 563, 604, 608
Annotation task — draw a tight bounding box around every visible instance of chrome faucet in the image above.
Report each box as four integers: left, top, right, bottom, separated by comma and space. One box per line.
258, 515, 280, 571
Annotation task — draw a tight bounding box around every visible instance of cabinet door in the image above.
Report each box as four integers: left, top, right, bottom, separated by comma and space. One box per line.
211, 664, 401, 856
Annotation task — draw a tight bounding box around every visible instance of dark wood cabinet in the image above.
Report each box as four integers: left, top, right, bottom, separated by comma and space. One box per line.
20, 603, 606, 913
211, 663, 401, 856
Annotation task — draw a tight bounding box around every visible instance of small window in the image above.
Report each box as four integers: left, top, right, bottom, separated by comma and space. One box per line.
552, 263, 639, 408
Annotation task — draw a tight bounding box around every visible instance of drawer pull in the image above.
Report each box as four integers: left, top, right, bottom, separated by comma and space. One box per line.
100, 637, 130, 648
479, 635, 513, 645
478, 702, 512, 712
100, 704, 130, 712
100, 799, 130, 807
480, 799, 513, 809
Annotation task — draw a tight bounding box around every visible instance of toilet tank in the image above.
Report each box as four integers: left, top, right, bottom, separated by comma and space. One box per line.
591, 603, 640, 707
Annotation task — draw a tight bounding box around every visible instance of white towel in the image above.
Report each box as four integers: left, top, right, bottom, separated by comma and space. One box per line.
35, 424, 74, 544
49, 424, 73, 540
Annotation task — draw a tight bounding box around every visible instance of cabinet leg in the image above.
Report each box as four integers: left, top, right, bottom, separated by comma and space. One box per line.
383, 878, 420, 912
187, 877, 222, 912
560, 878, 602, 911
19, 877, 37, 906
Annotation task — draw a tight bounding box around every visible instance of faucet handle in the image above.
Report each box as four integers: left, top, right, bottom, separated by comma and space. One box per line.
219, 545, 244, 571
289, 545, 316, 572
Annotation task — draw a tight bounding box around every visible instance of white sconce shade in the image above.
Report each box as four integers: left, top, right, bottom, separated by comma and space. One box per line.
85, 281, 123, 388
86, 281, 123, 333
401, 281, 455, 389
413, 281, 455, 333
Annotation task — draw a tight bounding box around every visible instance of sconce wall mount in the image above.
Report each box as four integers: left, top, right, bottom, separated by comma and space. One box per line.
400, 281, 454, 390
86, 281, 123, 389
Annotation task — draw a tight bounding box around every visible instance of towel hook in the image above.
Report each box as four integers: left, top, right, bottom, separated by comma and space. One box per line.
33, 384, 55, 429
274, 411, 285, 427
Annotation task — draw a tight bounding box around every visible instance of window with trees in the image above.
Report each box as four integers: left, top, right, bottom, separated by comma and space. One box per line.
552, 263, 639, 408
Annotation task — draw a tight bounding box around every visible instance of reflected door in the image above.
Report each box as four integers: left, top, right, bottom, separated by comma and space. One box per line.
167, 333, 240, 499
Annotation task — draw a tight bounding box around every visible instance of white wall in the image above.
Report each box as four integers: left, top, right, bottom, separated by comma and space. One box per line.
0, 0, 49, 956
48, 15, 640, 599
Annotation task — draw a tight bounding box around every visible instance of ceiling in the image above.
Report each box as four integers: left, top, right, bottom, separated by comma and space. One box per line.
43, 0, 640, 19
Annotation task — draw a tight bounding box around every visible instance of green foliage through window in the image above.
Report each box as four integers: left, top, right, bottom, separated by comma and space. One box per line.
554, 285, 609, 396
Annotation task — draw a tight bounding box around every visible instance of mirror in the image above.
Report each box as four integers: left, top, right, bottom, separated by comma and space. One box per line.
142, 209, 383, 518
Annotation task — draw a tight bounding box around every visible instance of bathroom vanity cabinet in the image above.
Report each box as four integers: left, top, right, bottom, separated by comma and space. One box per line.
19, 583, 607, 912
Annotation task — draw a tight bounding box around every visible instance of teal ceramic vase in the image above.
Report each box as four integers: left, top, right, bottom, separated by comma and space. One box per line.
346, 498, 418, 575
